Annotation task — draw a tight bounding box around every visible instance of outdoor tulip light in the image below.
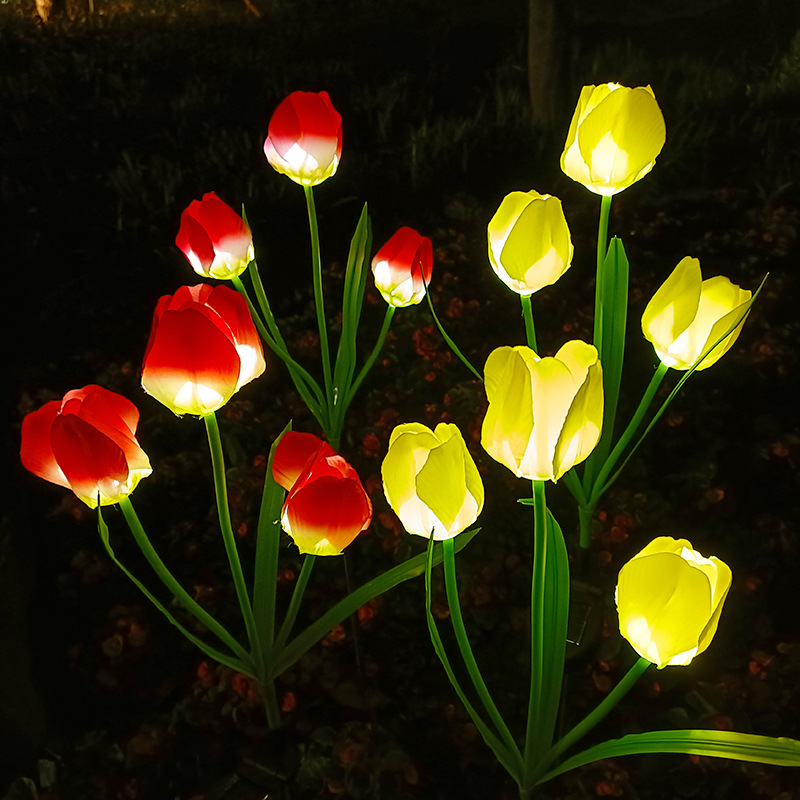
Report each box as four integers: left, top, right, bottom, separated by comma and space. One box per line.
19, 78, 800, 800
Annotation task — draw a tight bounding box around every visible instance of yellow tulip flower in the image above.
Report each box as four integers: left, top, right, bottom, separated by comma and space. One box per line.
481, 341, 603, 482
487, 191, 574, 295
381, 422, 484, 540
560, 83, 666, 196
616, 536, 732, 669
642, 256, 752, 371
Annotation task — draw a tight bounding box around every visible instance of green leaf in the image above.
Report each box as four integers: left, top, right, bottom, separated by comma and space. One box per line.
537, 510, 570, 754
272, 528, 479, 676
97, 506, 249, 675
252, 420, 291, 653
582, 236, 629, 497
538, 729, 800, 784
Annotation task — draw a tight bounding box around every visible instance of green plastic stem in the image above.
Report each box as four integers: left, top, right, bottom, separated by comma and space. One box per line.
520, 294, 538, 353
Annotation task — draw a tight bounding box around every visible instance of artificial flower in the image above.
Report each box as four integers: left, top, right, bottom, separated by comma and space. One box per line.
371, 227, 433, 308
487, 190, 573, 295
642, 256, 752, 371
263, 90, 342, 186
382, 422, 483, 540
616, 536, 732, 668
481, 341, 603, 482
560, 83, 666, 196
175, 192, 254, 280
21, 385, 152, 508
141, 284, 265, 416
273, 431, 372, 556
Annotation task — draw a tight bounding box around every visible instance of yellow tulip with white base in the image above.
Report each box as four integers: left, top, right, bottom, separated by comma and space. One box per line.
616, 536, 732, 669
487, 190, 573, 295
561, 83, 666, 196
642, 256, 752, 371
481, 341, 603, 483
382, 422, 484, 540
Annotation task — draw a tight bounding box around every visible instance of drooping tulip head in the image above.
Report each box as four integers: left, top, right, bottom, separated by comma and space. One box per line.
263, 91, 342, 187
487, 191, 573, 295
20, 385, 152, 508
272, 431, 372, 556
175, 192, 254, 280
141, 284, 266, 416
381, 422, 484, 540
371, 227, 433, 308
560, 83, 666, 196
616, 536, 732, 669
642, 256, 752, 371
481, 341, 603, 482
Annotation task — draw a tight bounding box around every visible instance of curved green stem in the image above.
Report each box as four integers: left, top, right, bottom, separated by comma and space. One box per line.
231, 275, 327, 421
274, 554, 316, 654
544, 657, 650, 769
424, 283, 482, 381
243, 260, 286, 348
304, 184, 333, 414
593, 195, 613, 350
443, 538, 523, 772
116, 497, 252, 668
204, 412, 262, 666
520, 294, 538, 353
523, 480, 549, 768
588, 362, 669, 504
343, 305, 396, 410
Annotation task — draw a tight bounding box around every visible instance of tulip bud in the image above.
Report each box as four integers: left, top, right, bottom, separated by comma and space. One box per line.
175, 193, 254, 280
273, 431, 372, 556
382, 422, 484, 540
371, 227, 433, 308
560, 83, 666, 196
642, 256, 752, 371
616, 536, 732, 668
21, 385, 152, 508
487, 191, 573, 295
481, 341, 603, 482
263, 91, 342, 187
141, 285, 266, 416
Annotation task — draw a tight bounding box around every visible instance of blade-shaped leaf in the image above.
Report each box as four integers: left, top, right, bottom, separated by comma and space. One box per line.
272, 528, 479, 676
538, 729, 800, 784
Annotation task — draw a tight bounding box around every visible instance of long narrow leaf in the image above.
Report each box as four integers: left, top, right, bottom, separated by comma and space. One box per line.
537, 510, 570, 755
425, 535, 520, 780
538, 729, 800, 784
272, 529, 479, 676
98, 507, 250, 675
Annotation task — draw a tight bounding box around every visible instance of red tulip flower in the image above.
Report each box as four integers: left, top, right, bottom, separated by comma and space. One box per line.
272, 431, 372, 556
20, 385, 152, 508
175, 192, 254, 280
263, 91, 342, 187
371, 227, 433, 308
142, 284, 266, 417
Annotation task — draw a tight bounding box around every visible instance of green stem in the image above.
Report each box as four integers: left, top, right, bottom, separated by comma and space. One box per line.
523, 480, 549, 768
260, 678, 282, 730
443, 538, 523, 772
589, 362, 670, 504
304, 184, 333, 416
520, 294, 538, 353
232, 275, 327, 420
117, 497, 252, 667
544, 657, 650, 768
242, 261, 285, 347
274, 554, 316, 654
343, 305, 396, 411
425, 284, 482, 382
592, 195, 613, 350
204, 412, 262, 666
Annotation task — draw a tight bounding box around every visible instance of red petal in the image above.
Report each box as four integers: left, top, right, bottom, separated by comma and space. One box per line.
191, 193, 250, 250
51, 413, 130, 504
141, 307, 241, 414
176, 211, 216, 271
272, 431, 331, 491
20, 400, 70, 488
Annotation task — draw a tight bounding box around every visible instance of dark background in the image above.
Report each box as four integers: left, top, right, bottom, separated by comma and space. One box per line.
2, 1, 800, 798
